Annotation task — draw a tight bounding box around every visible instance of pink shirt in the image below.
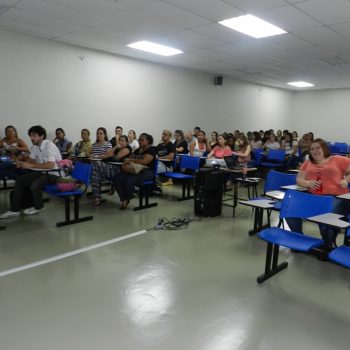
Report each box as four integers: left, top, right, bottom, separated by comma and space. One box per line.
211, 146, 232, 159
300, 155, 350, 195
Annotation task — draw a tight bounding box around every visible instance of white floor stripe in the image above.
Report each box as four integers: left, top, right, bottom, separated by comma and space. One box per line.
0, 229, 147, 278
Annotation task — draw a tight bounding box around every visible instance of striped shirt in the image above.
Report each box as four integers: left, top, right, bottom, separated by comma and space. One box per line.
92, 142, 112, 156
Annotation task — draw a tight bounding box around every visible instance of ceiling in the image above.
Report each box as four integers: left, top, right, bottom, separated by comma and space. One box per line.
2, 0, 350, 90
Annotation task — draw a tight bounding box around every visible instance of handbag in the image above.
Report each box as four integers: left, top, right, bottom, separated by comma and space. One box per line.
122, 163, 148, 174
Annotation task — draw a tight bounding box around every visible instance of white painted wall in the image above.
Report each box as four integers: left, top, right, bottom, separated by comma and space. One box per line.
291, 89, 350, 143
0, 28, 292, 145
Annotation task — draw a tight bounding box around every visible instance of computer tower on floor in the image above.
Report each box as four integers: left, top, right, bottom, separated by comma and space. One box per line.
194, 168, 224, 217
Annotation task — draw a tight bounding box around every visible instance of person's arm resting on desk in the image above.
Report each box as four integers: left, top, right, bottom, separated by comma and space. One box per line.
16, 159, 55, 170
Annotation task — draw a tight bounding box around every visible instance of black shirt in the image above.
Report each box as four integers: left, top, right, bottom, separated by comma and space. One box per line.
156, 142, 176, 158
174, 140, 188, 154
132, 146, 156, 170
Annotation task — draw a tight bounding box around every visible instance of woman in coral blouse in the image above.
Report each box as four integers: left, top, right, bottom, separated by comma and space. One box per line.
287, 138, 350, 246
207, 134, 232, 159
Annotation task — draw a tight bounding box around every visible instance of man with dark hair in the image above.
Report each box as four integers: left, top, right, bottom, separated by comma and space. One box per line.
0, 125, 62, 218
110, 126, 123, 148
193, 126, 201, 138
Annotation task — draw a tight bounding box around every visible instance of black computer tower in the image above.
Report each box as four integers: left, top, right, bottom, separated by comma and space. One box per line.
194, 168, 224, 217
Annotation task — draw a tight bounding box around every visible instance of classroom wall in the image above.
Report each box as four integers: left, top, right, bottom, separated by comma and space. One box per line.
291, 89, 350, 143
0, 28, 293, 144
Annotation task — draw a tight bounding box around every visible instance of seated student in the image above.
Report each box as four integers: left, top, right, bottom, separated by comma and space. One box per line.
250, 131, 263, 149
207, 131, 218, 151
298, 133, 312, 160
114, 133, 156, 210
0, 125, 29, 157
173, 130, 188, 155
207, 134, 232, 159
227, 133, 236, 151
185, 131, 194, 149
281, 132, 299, 169
156, 130, 176, 175
91, 135, 132, 206
128, 130, 139, 152
89, 127, 112, 159
193, 126, 201, 139
110, 126, 123, 148
286, 138, 350, 246
263, 133, 280, 150
70, 128, 92, 158
232, 134, 252, 164
0, 125, 62, 218
189, 130, 207, 157
53, 128, 72, 154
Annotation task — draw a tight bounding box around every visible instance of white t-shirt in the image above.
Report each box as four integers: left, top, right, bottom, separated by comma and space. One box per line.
29, 139, 62, 173
282, 140, 298, 155
129, 139, 139, 152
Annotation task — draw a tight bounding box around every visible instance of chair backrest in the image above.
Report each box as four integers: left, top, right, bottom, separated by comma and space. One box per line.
334, 142, 348, 153
72, 162, 92, 186
264, 170, 297, 193
280, 190, 333, 219
267, 149, 286, 161
180, 154, 201, 170
330, 144, 341, 154
252, 148, 264, 165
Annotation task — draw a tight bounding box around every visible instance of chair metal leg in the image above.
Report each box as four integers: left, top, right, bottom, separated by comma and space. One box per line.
133, 184, 158, 211
56, 195, 93, 227
177, 179, 193, 201
257, 243, 288, 284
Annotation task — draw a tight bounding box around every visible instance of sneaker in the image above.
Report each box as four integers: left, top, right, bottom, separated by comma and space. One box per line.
23, 207, 43, 215
161, 179, 173, 186
0, 210, 21, 219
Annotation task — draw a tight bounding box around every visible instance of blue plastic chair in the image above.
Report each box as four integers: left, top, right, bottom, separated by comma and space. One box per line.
44, 162, 93, 227
260, 149, 286, 169
334, 142, 348, 154
264, 170, 297, 193
328, 218, 350, 269
256, 190, 333, 283
251, 148, 264, 167
164, 155, 201, 201
134, 159, 159, 211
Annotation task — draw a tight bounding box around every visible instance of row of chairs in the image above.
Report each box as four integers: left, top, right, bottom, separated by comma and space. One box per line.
256, 190, 350, 284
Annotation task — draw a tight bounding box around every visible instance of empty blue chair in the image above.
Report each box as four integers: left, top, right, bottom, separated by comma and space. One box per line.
260, 149, 286, 169
334, 142, 348, 154
164, 155, 201, 201
329, 246, 350, 269
257, 190, 333, 283
264, 170, 297, 194
44, 162, 93, 227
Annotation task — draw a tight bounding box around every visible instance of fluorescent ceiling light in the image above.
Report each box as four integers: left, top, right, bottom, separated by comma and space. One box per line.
218, 14, 287, 39
287, 81, 314, 88
127, 40, 183, 56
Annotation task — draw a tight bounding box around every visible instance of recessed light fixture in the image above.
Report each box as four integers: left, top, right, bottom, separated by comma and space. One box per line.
218, 14, 287, 39
287, 81, 314, 88
127, 40, 183, 56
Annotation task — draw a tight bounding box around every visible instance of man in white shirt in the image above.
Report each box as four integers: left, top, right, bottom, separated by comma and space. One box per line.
0, 125, 62, 218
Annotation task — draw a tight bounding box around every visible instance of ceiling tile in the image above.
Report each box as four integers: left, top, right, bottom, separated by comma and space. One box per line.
0, 16, 64, 38
15, 0, 105, 25
257, 4, 320, 32
42, 0, 123, 18
295, 0, 350, 25
164, 0, 242, 22
136, 1, 212, 29
223, 0, 287, 12
292, 26, 348, 46
3, 8, 82, 32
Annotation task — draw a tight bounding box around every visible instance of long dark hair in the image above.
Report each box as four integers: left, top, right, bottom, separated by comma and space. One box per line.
96, 127, 108, 142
